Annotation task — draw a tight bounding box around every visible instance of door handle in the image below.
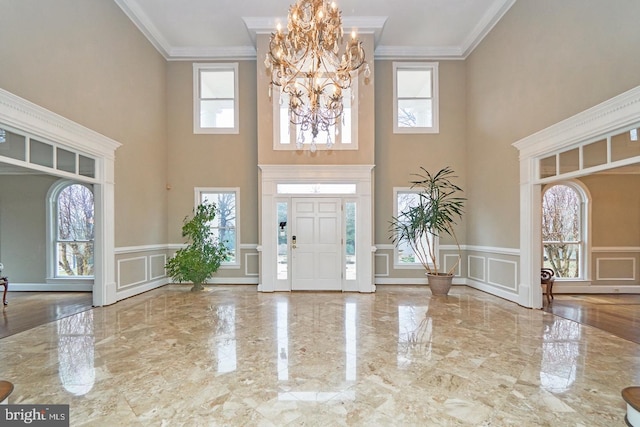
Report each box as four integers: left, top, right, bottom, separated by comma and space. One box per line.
292, 235, 297, 249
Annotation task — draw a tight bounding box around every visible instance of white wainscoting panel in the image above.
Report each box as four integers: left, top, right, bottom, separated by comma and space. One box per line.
468, 255, 486, 282
245, 253, 259, 276
444, 254, 461, 277
488, 258, 518, 290
149, 254, 167, 281
117, 256, 148, 289
596, 257, 636, 281
375, 253, 390, 277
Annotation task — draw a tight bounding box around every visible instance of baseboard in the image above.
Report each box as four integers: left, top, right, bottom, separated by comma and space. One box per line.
7, 283, 93, 292
116, 277, 169, 301
466, 278, 519, 304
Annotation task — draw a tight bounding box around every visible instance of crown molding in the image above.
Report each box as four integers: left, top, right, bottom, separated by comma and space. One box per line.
374, 45, 465, 60
114, 0, 171, 59
461, 0, 517, 58
513, 85, 640, 160
166, 46, 257, 61
242, 16, 387, 47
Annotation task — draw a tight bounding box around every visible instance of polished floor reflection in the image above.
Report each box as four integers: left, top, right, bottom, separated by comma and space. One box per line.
545, 294, 640, 344
0, 285, 636, 425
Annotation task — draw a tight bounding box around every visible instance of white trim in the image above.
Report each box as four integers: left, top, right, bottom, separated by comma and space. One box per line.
0, 88, 120, 307
115, 277, 168, 301
115, 244, 169, 254
113, 0, 171, 59
168, 46, 256, 61
193, 63, 239, 134
513, 85, 640, 308
240, 243, 258, 250
513, 86, 640, 160
206, 277, 259, 285
461, 245, 520, 256
259, 165, 374, 293
243, 16, 387, 50
374, 277, 466, 286
8, 282, 92, 292
552, 283, 640, 294
460, 0, 517, 57
593, 246, 640, 253
375, 46, 465, 61
0, 89, 121, 158
466, 278, 519, 304
375, 244, 395, 251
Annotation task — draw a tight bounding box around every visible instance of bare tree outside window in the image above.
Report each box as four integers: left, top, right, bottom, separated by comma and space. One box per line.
57, 184, 94, 276
398, 109, 417, 128
201, 191, 237, 263
542, 184, 581, 278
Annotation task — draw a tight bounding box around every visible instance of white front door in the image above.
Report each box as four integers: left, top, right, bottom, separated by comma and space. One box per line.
291, 197, 342, 291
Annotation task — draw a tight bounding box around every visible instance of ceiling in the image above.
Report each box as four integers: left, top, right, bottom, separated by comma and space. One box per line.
113, 0, 517, 60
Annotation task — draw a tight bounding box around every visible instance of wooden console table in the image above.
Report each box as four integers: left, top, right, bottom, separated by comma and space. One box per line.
0, 277, 7, 306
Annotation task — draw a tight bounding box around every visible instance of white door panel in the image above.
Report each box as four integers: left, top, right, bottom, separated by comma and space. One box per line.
292, 197, 342, 291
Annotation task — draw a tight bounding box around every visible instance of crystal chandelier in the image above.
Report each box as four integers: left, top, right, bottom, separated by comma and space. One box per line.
265, 0, 370, 151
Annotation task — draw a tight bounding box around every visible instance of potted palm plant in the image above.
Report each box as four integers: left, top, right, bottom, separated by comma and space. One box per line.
389, 166, 465, 295
165, 202, 229, 291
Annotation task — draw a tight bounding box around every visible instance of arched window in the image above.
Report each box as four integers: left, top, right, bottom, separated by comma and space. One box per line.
542, 181, 589, 279
48, 181, 94, 279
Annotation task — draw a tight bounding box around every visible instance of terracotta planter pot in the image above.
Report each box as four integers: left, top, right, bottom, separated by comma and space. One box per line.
427, 273, 453, 295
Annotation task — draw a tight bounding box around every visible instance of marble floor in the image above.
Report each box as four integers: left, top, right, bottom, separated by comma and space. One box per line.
0, 285, 636, 426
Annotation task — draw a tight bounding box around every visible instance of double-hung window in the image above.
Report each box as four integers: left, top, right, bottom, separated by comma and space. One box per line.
196, 188, 239, 266
393, 62, 439, 134
393, 188, 437, 268
49, 181, 95, 279
542, 182, 589, 279
193, 63, 239, 134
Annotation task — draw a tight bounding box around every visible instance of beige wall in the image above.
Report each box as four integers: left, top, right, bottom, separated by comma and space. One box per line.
166, 61, 259, 246
465, 0, 640, 249
0, 175, 59, 282
374, 60, 468, 246
579, 174, 640, 248
0, 0, 168, 248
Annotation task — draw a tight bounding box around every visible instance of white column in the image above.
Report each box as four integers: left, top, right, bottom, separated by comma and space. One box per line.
518, 157, 542, 308
93, 156, 117, 306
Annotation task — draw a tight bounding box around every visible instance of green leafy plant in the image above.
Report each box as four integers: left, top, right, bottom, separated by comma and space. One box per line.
165, 203, 230, 291
390, 166, 465, 276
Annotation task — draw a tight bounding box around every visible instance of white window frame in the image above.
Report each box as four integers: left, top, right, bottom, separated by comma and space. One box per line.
193, 63, 239, 134
393, 62, 439, 134
46, 179, 95, 282
195, 187, 240, 268
541, 180, 591, 280
393, 187, 439, 269
272, 76, 359, 150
